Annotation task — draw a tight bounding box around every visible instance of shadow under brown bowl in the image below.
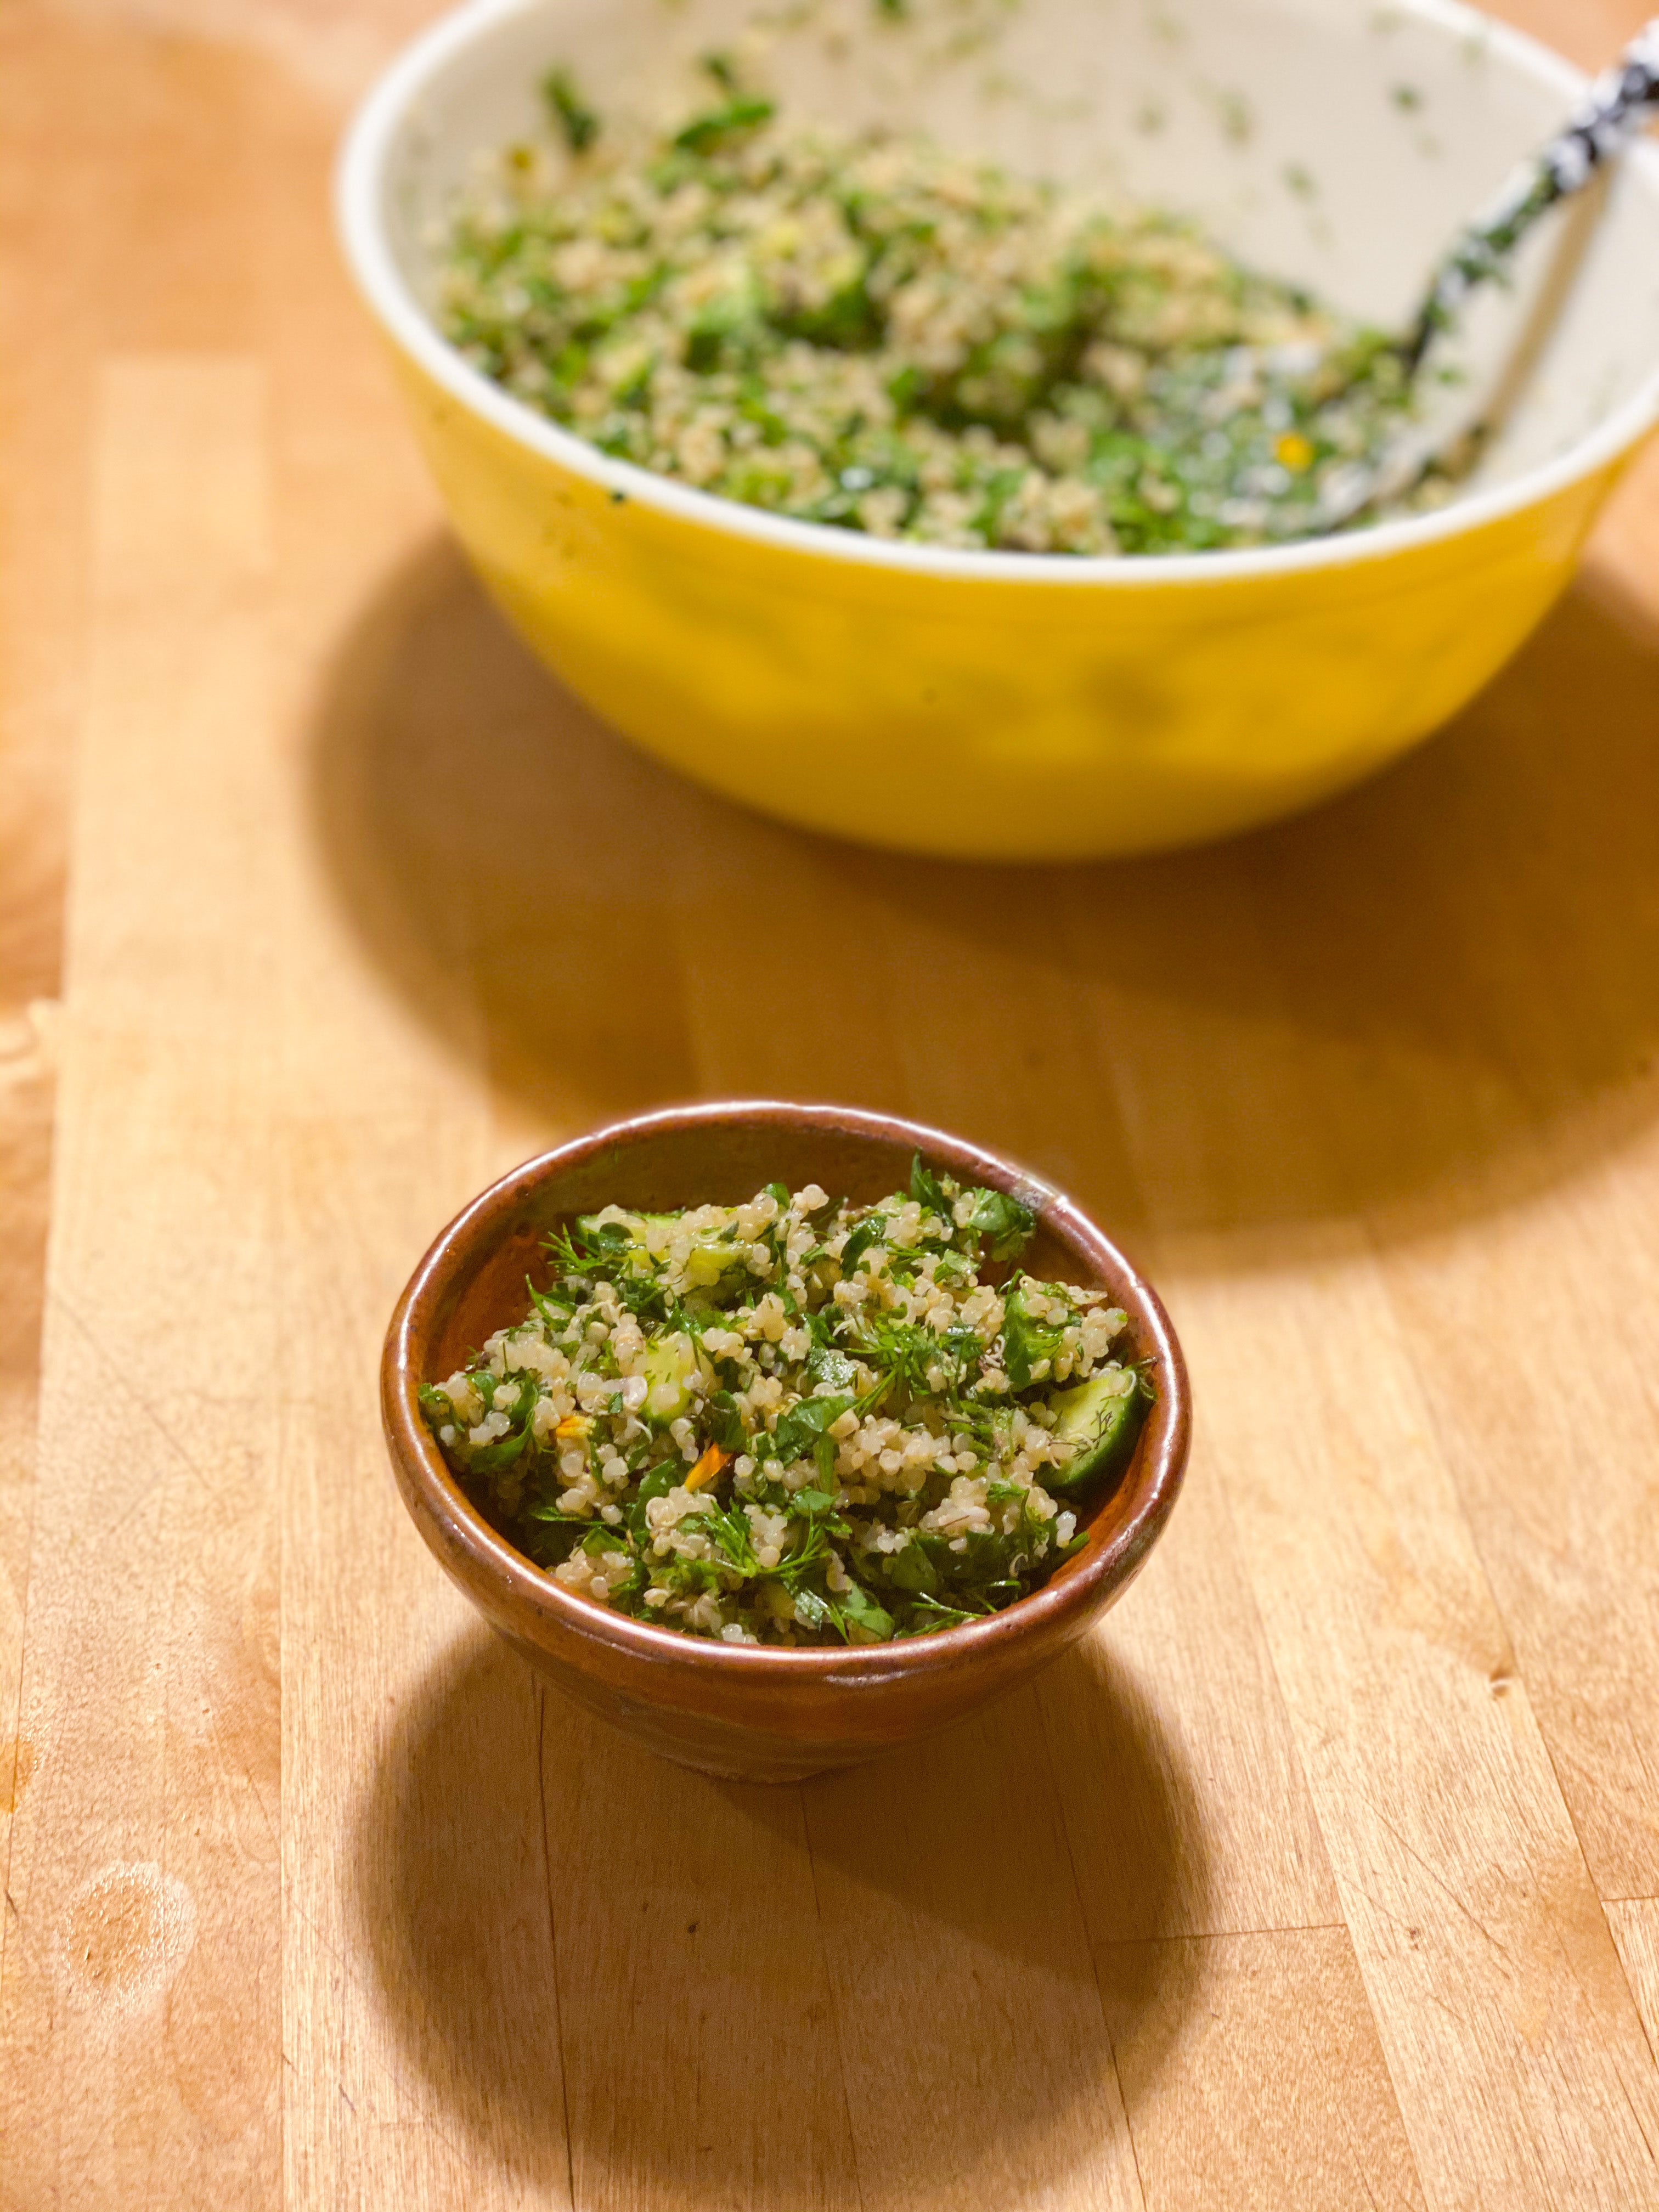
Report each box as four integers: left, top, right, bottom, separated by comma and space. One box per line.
381, 1102, 1191, 1782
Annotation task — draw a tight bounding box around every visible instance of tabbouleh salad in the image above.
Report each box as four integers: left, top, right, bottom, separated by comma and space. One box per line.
421, 1161, 1152, 1645
436, 60, 1431, 554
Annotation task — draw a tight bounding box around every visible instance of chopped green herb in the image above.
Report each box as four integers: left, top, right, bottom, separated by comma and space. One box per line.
909, 1152, 951, 1221
541, 66, 600, 154
962, 1185, 1037, 1261
421, 1169, 1147, 1644
439, 80, 1438, 555
673, 95, 777, 154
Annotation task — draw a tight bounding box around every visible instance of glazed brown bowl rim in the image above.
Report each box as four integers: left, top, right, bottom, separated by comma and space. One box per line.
382, 1100, 1190, 1680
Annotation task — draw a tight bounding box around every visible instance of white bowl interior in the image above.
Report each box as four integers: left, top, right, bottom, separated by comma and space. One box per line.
358, 0, 1659, 517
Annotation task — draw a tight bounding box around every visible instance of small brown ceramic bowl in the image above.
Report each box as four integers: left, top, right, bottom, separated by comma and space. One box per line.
381, 1102, 1190, 1782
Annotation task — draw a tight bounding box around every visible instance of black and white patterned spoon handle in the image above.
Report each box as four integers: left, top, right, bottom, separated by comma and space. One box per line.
1402, 19, 1659, 370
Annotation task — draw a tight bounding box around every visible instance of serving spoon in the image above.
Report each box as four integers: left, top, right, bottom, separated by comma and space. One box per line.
1320, 19, 1659, 526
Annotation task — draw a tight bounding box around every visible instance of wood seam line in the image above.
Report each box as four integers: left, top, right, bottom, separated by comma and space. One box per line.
1240, 834, 1607, 1944
0, 771, 63, 1961
1199, 1425, 1347, 1920
534, 1683, 578, 2212
1214, 1215, 1659, 2193
5, 352, 276, 2197
0, 1268, 48, 1956
1516, 1569, 1659, 1922
1242, 1678, 1460, 2208
1206, 1223, 1559, 2198
1358, 1208, 1626, 1924
0, 307, 75, 1982
802, 1787, 869, 2212
1607, 1904, 1659, 2081
0, 1091, 53, 1854
1090, 1922, 1348, 1948
1039, 1712, 1149, 2211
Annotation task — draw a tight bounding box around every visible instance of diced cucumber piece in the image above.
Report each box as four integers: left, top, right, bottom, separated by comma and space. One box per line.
577, 1211, 634, 1237
1045, 1368, 1150, 1493
575, 1212, 742, 1289
684, 1241, 740, 1289
642, 1332, 698, 1419
573, 1210, 650, 1274
575, 1209, 673, 1248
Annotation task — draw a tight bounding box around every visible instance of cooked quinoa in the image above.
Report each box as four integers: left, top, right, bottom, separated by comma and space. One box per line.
420, 1160, 1152, 1645
436, 65, 1424, 554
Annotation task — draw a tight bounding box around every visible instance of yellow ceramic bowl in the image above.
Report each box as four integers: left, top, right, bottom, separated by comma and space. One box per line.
337, 0, 1659, 859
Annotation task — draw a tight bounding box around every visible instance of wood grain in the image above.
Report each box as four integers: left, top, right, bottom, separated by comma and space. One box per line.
6, 2, 1659, 2205
1168, 1232, 1659, 2207
1, 357, 282, 2204
1609, 1902, 1659, 2069
1097, 1928, 1427, 2212
538, 1699, 853, 2212
806, 1689, 1144, 2212
1042, 1468, 1339, 1943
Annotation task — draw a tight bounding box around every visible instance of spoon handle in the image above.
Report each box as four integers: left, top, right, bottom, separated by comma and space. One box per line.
1402, 20, 1659, 369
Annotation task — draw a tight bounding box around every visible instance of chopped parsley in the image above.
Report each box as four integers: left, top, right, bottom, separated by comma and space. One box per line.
438, 77, 1435, 555
420, 1164, 1150, 1644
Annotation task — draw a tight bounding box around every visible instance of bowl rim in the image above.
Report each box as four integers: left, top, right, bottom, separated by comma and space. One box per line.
381, 1099, 1192, 1678
336, 0, 1659, 590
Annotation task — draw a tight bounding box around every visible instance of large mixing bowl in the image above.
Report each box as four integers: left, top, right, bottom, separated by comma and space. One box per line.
337, 0, 1659, 858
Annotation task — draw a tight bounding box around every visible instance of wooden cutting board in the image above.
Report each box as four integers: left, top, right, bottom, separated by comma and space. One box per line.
3, 3, 1659, 2204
